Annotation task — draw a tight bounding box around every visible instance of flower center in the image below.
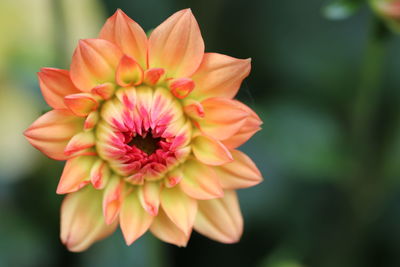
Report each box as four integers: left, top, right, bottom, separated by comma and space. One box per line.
127, 132, 161, 155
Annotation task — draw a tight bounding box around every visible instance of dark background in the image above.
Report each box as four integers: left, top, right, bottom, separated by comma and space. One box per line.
1, 0, 400, 266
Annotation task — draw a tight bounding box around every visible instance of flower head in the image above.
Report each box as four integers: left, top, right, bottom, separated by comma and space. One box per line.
24, 9, 263, 252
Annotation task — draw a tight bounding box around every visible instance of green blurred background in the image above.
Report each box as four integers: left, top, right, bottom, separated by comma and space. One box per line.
1, 0, 400, 266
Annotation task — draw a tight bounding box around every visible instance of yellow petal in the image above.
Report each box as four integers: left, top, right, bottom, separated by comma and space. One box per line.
115, 54, 144, 87
194, 190, 243, 243
192, 135, 233, 166
138, 181, 162, 216
64, 93, 98, 117
102, 176, 124, 225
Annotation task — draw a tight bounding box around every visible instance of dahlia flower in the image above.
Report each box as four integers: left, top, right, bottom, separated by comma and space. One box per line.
24, 9, 262, 252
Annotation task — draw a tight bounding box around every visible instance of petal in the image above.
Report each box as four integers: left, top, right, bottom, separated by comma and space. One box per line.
169, 78, 195, 99
192, 135, 233, 166
215, 150, 262, 189
194, 190, 243, 243
90, 159, 110, 189
165, 167, 183, 188
61, 186, 118, 252
143, 68, 165, 85
138, 182, 162, 216
150, 208, 190, 247
120, 189, 154, 245
38, 68, 80, 109
183, 99, 204, 120
222, 101, 262, 149
56, 156, 97, 194
24, 110, 84, 160
99, 9, 147, 68
70, 39, 123, 92
190, 53, 251, 100
84, 111, 100, 130
197, 98, 249, 140
64, 131, 95, 157
103, 176, 124, 225
148, 9, 204, 78
115, 54, 144, 87
91, 82, 116, 100
161, 186, 197, 236
180, 159, 223, 200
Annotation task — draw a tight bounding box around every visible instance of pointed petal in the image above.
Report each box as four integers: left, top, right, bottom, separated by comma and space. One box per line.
64, 93, 99, 117
38, 68, 80, 109
70, 39, 123, 92
57, 156, 97, 194
120, 189, 154, 245
115, 54, 144, 87
64, 131, 95, 157
150, 208, 190, 247
180, 159, 223, 200
138, 182, 162, 216
191, 53, 251, 100
215, 150, 262, 189
148, 9, 204, 78
99, 9, 147, 68
90, 159, 111, 190
194, 190, 243, 243
192, 135, 233, 166
103, 176, 124, 225
61, 186, 118, 252
24, 110, 84, 160
161, 186, 197, 236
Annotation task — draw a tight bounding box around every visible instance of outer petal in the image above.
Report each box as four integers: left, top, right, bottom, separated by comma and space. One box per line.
150, 208, 190, 247
56, 156, 97, 194
194, 190, 243, 243
138, 182, 162, 216
190, 53, 251, 100
61, 186, 118, 252
148, 9, 204, 78
222, 101, 262, 149
192, 135, 233, 166
24, 110, 84, 160
196, 98, 249, 141
214, 150, 262, 189
161, 186, 197, 236
180, 159, 223, 200
38, 68, 80, 109
120, 189, 154, 245
103, 176, 124, 225
99, 9, 147, 68
70, 39, 123, 92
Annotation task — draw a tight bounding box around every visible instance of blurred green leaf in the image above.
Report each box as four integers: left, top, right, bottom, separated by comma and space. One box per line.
323, 0, 364, 20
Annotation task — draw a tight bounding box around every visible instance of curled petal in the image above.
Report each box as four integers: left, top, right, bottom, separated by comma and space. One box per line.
161, 186, 197, 236
91, 83, 116, 100
64, 93, 98, 117
180, 159, 223, 200
120, 189, 154, 245
24, 110, 84, 160
150, 208, 190, 247
165, 168, 183, 188
61, 186, 118, 252
183, 99, 204, 119
70, 38, 123, 92
99, 9, 147, 68
56, 156, 97, 194
144, 68, 165, 85
148, 9, 204, 78
64, 131, 95, 157
192, 135, 233, 166
191, 53, 251, 100
169, 78, 195, 99
116, 54, 144, 87
215, 150, 262, 189
90, 159, 110, 189
138, 182, 162, 216
103, 176, 124, 225
194, 190, 243, 243
38, 68, 80, 109
84, 111, 99, 130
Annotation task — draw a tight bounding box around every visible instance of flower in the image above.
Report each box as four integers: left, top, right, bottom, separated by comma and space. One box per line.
24, 9, 263, 252
370, 0, 400, 31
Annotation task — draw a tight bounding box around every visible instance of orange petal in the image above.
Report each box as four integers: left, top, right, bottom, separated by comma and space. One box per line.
169, 78, 195, 99
194, 190, 243, 243
103, 176, 124, 225
183, 99, 204, 119
143, 68, 165, 85
197, 98, 249, 140
56, 156, 96, 194
191, 53, 251, 100
161, 186, 197, 236
138, 182, 162, 216
120, 189, 154, 245
148, 9, 204, 78
70, 39, 123, 92
64, 131, 95, 157
99, 9, 147, 68
215, 150, 262, 189
180, 159, 223, 200
91, 82, 116, 100
115, 54, 144, 87
64, 93, 98, 117
61, 186, 118, 252
24, 110, 84, 160
90, 159, 111, 190
192, 135, 233, 166
150, 208, 190, 247
222, 101, 262, 148
38, 68, 81, 109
